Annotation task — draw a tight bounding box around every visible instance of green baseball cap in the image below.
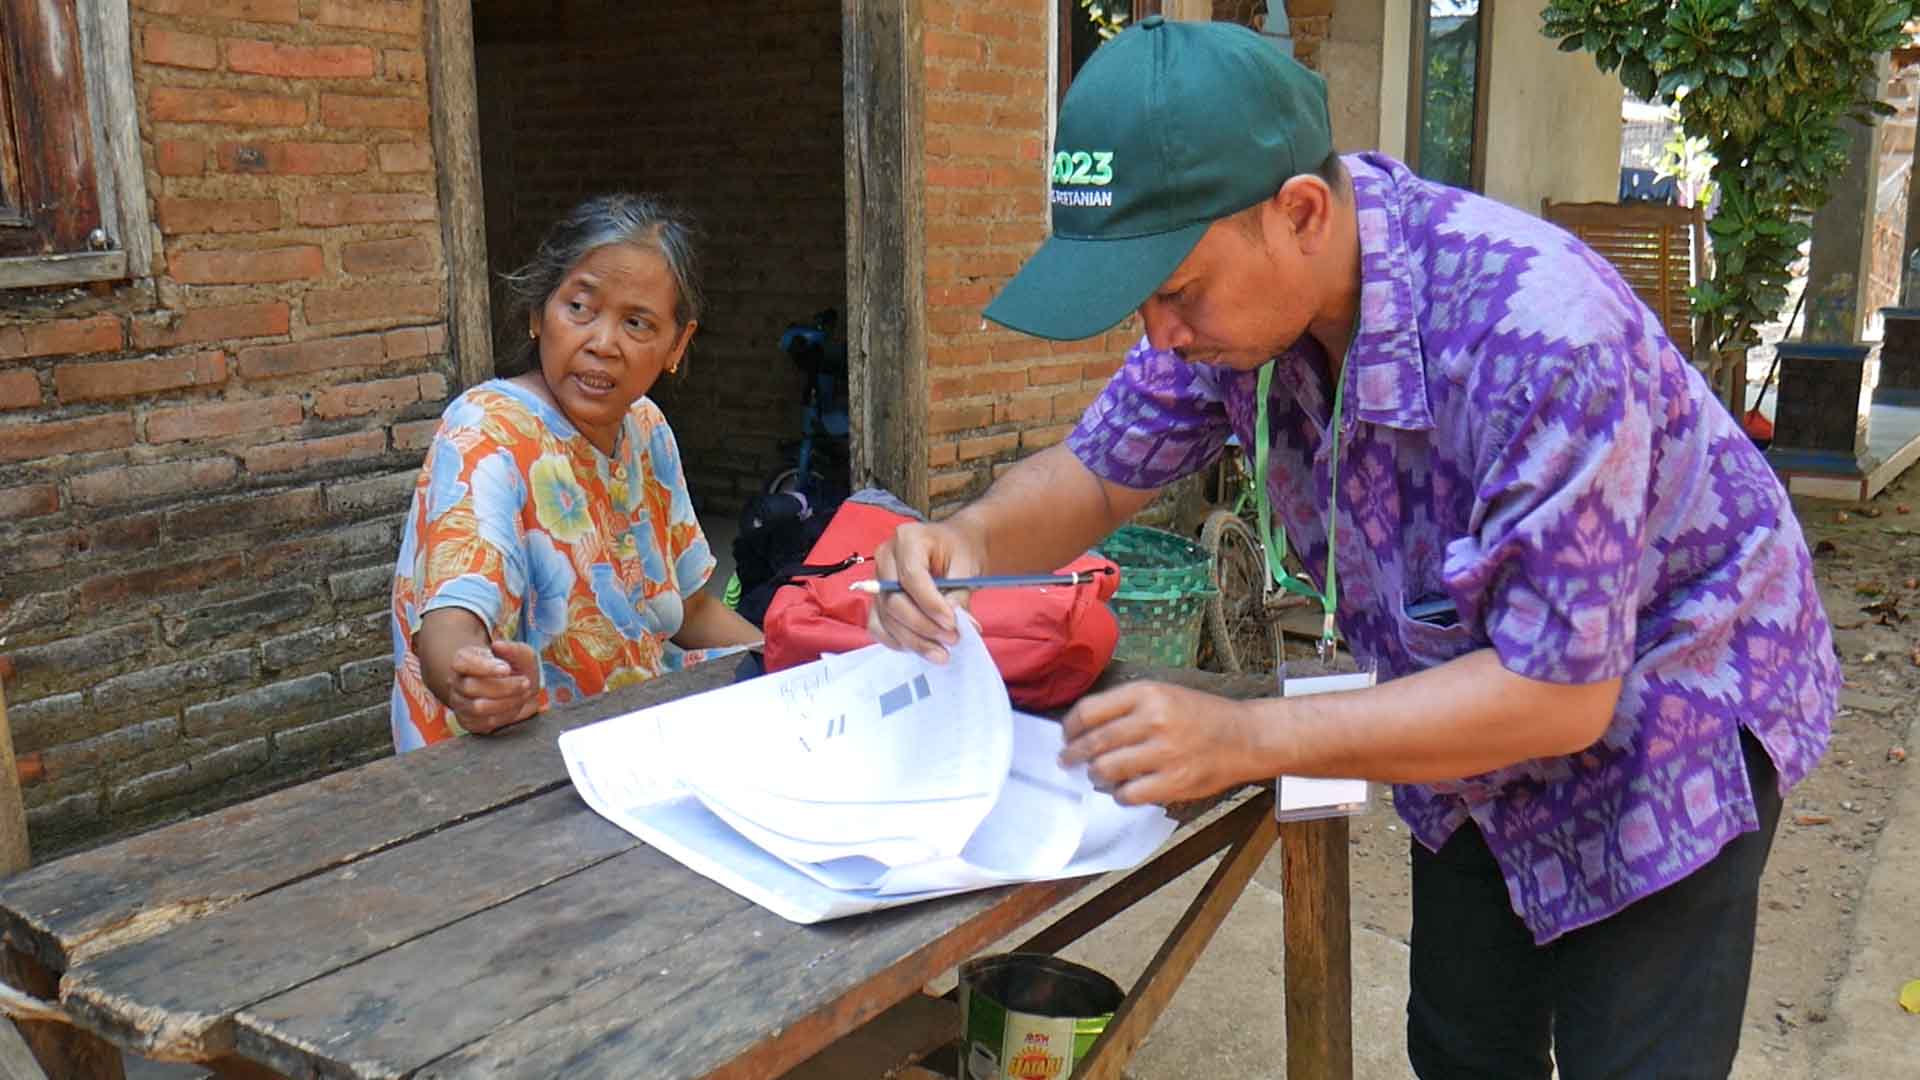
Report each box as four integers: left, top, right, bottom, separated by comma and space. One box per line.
983, 16, 1333, 341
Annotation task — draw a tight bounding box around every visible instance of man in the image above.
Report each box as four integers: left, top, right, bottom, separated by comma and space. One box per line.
869, 17, 1836, 1079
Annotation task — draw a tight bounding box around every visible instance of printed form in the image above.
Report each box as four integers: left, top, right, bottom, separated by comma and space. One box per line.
559, 619, 1176, 923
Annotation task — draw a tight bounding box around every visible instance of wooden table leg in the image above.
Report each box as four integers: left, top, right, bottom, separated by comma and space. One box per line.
1281, 815, 1352, 1080
0, 947, 124, 1080
1071, 791, 1280, 1080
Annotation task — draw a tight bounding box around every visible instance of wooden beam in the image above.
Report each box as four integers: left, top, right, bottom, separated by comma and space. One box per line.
0, 948, 122, 1080
1070, 789, 1280, 1079
1281, 815, 1353, 1079
428, 0, 494, 390
0, 683, 29, 875
844, 0, 929, 512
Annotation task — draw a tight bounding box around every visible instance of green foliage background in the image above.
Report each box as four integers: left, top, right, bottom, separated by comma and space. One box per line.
1542, 0, 1915, 348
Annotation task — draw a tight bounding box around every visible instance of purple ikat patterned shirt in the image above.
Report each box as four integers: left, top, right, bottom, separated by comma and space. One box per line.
1066, 153, 1838, 943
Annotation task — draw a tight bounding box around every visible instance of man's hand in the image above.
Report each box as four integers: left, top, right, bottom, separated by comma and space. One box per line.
1059, 681, 1267, 805
866, 519, 988, 663
444, 639, 540, 735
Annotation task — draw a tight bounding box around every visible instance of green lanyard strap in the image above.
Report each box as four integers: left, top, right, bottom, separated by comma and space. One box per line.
1252, 353, 1348, 656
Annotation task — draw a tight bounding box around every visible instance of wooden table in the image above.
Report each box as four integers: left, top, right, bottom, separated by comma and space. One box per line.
0, 662, 1352, 1079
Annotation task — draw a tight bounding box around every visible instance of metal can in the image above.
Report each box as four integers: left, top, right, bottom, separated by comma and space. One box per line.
959, 953, 1125, 1080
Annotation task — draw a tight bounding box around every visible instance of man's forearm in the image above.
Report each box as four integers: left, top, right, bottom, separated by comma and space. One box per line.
1248, 649, 1623, 784
949, 444, 1158, 574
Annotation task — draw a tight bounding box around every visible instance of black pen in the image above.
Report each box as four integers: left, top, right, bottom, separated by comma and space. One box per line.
850, 568, 1114, 595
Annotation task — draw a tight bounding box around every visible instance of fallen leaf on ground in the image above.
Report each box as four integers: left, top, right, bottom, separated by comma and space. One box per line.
1906, 578, 1919, 589
1794, 814, 1834, 826
1836, 511, 1851, 523
1862, 507, 1883, 518
1815, 540, 1839, 557
1901, 979, 1920, 1014
1899, 504, 1913, 514
1889, 747, 1908, 763
1860, 598, 1906, 625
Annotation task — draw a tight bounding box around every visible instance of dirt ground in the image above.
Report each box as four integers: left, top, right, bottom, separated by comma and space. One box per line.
1330, 464, 1920, 1077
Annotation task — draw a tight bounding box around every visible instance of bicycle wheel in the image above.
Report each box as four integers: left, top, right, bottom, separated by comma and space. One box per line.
1200, 510, 1279, 675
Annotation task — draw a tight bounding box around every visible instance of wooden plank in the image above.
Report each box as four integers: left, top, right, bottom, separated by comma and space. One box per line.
1070, 790, 1279, 1080
0, 0, 102, 257
780, 993, 958, 1080
428, 0, 495, 389
74, 0, 152, 275
0, 250, 127, 290
844, 0, 929, 512
0, 661, 736, 974
60, 790, 638, 1063
0, 948, 122, 1080
1281, 816, 1353, 1080
0, 683, 29, 876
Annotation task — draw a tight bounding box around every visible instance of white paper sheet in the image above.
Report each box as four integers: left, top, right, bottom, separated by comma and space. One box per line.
1277, 670, 1375, 817
557, 622, 1176, 924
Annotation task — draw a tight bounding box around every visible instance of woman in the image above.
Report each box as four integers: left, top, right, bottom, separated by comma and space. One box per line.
389, 194, 760, 752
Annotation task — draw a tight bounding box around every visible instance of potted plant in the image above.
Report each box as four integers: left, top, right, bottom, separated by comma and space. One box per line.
1768, 274, 1875, 474
1542, 0, 1915, 416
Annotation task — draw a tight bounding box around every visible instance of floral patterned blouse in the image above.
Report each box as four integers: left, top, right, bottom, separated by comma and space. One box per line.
389, 379, 720, 751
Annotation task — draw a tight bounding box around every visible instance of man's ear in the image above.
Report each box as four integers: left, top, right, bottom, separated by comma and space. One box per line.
1276, 174, 1336, 255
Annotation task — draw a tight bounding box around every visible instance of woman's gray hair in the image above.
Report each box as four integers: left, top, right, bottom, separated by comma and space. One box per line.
496, 193, 705, 375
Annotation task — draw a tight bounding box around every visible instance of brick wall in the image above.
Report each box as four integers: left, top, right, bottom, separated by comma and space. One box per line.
921, 0, 1140, 510
470, 0, 845, 515
0, 0, 448, 857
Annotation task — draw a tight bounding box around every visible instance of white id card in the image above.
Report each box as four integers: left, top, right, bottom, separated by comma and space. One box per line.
1274, 669, 1376, 822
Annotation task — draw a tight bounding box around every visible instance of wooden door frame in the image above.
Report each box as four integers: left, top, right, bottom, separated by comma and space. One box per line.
427, 0, 929, 510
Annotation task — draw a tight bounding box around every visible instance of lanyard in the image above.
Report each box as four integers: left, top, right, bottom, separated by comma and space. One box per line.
1251, 349, 1348, 662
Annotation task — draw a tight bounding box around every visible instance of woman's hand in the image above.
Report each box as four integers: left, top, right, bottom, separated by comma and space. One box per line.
866, 519, 988, 663
442, 639, 541, 735
1059, 681, 1269, 806
415, 608, 541, 736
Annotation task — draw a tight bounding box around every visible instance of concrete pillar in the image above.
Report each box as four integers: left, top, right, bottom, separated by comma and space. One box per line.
1807, 56, 1893, 342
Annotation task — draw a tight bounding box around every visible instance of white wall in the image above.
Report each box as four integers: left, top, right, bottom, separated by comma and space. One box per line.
1479, 2, 1623, 212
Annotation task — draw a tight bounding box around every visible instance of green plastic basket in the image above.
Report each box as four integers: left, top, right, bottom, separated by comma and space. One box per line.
1094, 524, 1217, 669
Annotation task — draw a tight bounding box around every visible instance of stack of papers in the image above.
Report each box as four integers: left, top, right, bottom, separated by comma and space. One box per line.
559, 620, 1177, 923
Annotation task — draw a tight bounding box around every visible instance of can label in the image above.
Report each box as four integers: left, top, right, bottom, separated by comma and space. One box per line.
965, 990, 1080, 1079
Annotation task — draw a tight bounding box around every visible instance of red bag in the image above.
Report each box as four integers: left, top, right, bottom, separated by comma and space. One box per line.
762, 500, 1120, 710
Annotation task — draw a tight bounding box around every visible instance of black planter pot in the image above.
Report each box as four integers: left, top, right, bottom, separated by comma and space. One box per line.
1876, 307, 1920, 406
1764, 341, 1872, 476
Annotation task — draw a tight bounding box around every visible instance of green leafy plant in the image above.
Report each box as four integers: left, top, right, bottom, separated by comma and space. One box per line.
1542, 0, 1915, 350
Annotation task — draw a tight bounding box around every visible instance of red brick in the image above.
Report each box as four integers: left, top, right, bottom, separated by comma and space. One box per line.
154, 139, 205, 176
0, 414, 135, 463
320, 93, 427, 130
78, 554, 247, 608
952, 10, 1023, 37
1028, 361, 1082, 387
144, 27, 217, 70
929, 469, 980, 499
426, 326, 447, 352
227, 38, 376, 78
151, 87, 306, 127
925, 30, 985, 63
313, 375, 421, 419
0, 370, 40, 410
243, 430, 386, 474
375, 141, 431, 174
157, 197, 281, 235
417, 371, 449, 401
54, 352, 228, 403
169, 245, 323, 284
71, 457, 239, 506
16, 754, 43, 787
382, 325, 431, 359
927, 442, 958, 468
236, 333, 385, 380
957, 431, 1019, 461
1050, 387, 1098, 416
383, 48, 425, 82
0, 315, 124, 361
131, 302, 291, 349
216, 141, 370, 175
167, 486, 324, 539
341, 235, 432, 274
304, 284, 440, 326
138, 0, 299, 22
0, 484, 58, 519
295, 193, 435, 227
930, 403, 993, 435
390, 418, 439, 450
1020, 423, 1073, 451
314, 0, 418, 35
147, 394, 303, 442
999, 393, 1051, 424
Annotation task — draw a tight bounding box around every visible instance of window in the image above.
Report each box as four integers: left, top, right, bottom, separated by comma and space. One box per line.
1057, 0, 1161, 105
1406, 0, 1492, 191
0, 0, 150, 288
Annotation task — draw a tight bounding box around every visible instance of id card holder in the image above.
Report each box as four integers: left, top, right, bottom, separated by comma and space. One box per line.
1273, 665, 1376, 823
